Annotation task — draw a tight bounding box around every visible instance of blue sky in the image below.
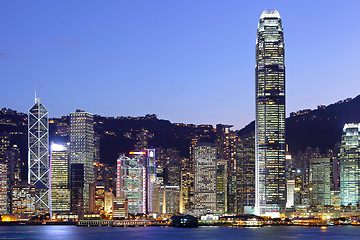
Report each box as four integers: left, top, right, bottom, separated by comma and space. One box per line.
1, 0, 359, 129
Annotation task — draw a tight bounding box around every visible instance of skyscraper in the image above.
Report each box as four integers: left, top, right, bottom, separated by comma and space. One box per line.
147, 149, 156, 213
50, 143, 71, 213
286, 180, 295, 208
28, 97, 50, 214
236, 133, 255, 214
216, 124, 237, 213
0, 133, 22, 186
116, 153, 146, 214
339, 123, 360, 206
216, 159, 227, 214
255, 9, 286, 217
70, 110, 95, 213
0, 163, 9, 214
193, 143, 217, 214
70, 163, 84, 214
310, 158, 331, 206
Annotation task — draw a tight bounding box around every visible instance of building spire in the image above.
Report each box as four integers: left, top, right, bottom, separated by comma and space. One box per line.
34, 80, 42, 103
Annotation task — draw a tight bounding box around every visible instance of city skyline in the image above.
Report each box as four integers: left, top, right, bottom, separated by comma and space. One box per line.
1, 1, 360, 130
2, 0, 360, 230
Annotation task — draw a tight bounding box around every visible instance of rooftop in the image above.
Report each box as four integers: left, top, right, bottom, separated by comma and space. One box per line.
260, 9, 281, 19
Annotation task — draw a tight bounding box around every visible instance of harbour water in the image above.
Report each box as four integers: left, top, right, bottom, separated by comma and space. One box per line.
1, 225, 360, 240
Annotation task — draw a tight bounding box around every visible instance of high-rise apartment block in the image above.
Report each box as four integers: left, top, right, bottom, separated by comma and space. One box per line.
255, 9, 286, 217
28, 97, 50, 214
193, 143, 217, 214
70, 110, 94, 212
339, 123, 360, 206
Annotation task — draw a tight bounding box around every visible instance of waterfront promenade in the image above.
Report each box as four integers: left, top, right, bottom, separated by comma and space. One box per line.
1, 225, 360, 240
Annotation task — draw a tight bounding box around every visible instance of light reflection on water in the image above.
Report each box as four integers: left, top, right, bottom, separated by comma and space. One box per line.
0, 225, 359, 240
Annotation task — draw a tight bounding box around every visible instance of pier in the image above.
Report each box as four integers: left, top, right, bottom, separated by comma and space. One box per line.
77, 220, 114, 226
112, 220, 152, 227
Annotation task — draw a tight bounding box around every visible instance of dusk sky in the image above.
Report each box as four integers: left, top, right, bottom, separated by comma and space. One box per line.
1, 0, 359, 129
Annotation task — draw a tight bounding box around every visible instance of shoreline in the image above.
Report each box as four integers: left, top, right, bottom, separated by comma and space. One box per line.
0, 222, 356, 227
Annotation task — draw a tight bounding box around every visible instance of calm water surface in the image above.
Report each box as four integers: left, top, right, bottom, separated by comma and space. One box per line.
0, 225, 359, 240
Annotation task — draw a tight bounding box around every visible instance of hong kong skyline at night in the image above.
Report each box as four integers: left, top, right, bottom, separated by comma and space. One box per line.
2, 1, 360, 239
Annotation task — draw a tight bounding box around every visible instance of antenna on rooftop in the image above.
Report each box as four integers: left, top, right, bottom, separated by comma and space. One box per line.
34, 80, 37, 103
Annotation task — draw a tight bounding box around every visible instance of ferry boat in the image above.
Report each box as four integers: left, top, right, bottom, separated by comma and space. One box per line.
292, 217, 327, 226
170, 215, 198, 228
220, 215, 264, 227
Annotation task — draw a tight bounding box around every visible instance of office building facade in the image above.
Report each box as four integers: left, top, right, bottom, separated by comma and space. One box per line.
216, 159, 227, 214
51, 143, 71, 213
193, 143, 217, 214
236, 134, 255, 214
310, 158, 331, 206
0, 163, 9, 214
89, 182, 105, 214
70, 110, 94, 212
11, 184, 36, 216
255, 9, 286, 216
70, 163, 85, 214
216, 124, 237, 213
28, 97, 50, 214
113, 198, 128, 219
339, 123, 360, 205
0, 133, 22, 186
116, 154, 146, 214
286, 180, 295, 208
147, 149, 156, 213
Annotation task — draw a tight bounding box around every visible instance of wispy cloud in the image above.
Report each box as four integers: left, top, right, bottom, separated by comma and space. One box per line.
0, 53, 7, 59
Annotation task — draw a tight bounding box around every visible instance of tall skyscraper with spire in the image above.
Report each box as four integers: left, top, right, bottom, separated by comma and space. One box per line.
255, 9, 286, 217
28, 96, 50, 214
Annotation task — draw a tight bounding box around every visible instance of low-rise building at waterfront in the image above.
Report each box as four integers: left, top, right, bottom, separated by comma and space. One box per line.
113, 198, 128, 219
